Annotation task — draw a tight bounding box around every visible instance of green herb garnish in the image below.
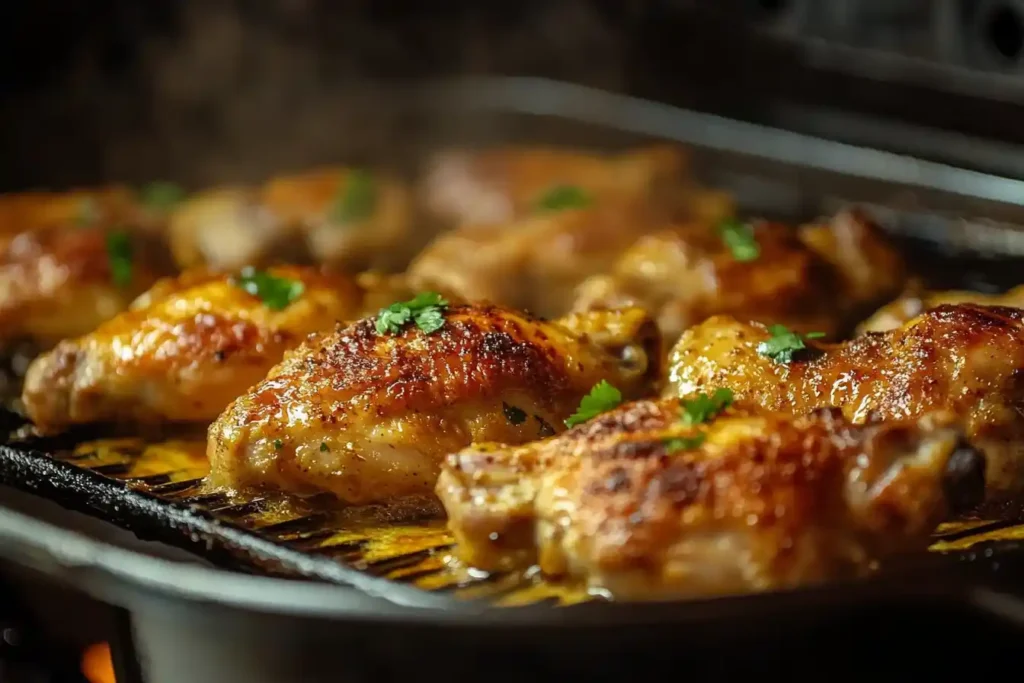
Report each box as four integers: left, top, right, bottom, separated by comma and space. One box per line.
77, 197, 99, 227
331, 169, 377, 224
756, 325, 826, 364
273, 439, 283, 450
534, 184, 592, 213
139, 181, 186, 213
565, 380, 622, 428
663, 434, 706, 453
681, 388, 734, 427
232, 267, 305, 311
718, 218, 760, 262
502, 402, 528, 426
375, 292, 449, 335
320, 442, 329, 452
105, 230, 133, 288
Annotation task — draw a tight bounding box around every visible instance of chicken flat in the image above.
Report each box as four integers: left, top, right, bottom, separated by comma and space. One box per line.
437, 398, 983, 599
573, 209, 906, 344
207, 304, 661, 504
169, 167, 415, 273
22, 266, 370, 433
857, 285, 1024, 334
666, 304, 1024, 498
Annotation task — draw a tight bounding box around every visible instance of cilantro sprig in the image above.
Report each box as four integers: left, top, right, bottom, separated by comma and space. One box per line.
757, 324, 825, 364
534, 184, 592, 213
331, 169, 377, 224
663, 388, 735, 453
375, 292, 449, 335
140, 181, 186, 213
565, 380, 622, 428
232, 267, 305, 311
663, 434, 706, 452
105, 230, 133, 288
717, 218, 760, 262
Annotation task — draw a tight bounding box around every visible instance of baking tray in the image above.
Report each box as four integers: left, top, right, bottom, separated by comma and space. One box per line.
4, 77, 1024, 682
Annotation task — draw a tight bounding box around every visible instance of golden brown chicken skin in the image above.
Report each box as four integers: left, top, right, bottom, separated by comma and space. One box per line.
22, 266, 368, 433
437, 399, 983, 600
419, 145, 728, 228
857, 285, 1024, 334
666, 304, 1024, 498
169, 168, 414, 273
573, 209, 906, 344
206, 305, 661, 504
0, 186, 141, 235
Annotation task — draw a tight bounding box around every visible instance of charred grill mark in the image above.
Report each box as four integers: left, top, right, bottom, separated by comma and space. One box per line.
256, 512, 332, 535
147, 477, 204, 495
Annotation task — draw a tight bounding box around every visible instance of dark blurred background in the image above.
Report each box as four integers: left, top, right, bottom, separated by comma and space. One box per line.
5, 1, 1024, 190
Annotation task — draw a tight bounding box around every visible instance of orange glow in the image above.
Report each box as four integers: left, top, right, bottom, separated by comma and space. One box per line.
82, 642, 116, 683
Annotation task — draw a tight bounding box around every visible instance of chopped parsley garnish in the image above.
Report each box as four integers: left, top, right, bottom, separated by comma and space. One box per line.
273, 439, 283, 450
756, 324, 826, 364
105, 230, 133, 288
331, 169, 377, 224
320, 442, 329, 452
502, 402, 528, 426
232, 267, 305, 311
139, 181, 186, 213
717, 218, 759, 262
663, 434, 706, 453
375, 292, 449, 335
565, 380, 622, 428
681, 388, 734, 427
77, 197, 99, 227
534, 184, 592, 213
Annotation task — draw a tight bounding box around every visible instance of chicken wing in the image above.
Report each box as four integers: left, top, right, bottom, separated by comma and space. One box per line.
666, 304, 1024, 498
169, 167, 415, 273
22, 266, 369, 433
857, 285, 1024, 334
437, 399, 983, 600
573, 209, 906, 344
207, 305, 661, 504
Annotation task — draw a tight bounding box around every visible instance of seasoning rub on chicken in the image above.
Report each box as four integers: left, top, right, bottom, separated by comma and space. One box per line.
22, 266, 370, 433
206, 301, 661, 504
666, 304, 1024, 498
437, 397, 983, 600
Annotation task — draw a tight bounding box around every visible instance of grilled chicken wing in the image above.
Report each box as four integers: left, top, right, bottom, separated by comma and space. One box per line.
573, 209, 906, 344
22, 266, 369, 433
169, 168, 415, 273
666, 304, 1024, 498
437, 399, 983, 599
207, 305, 661, 504
857, 285, 1024, 334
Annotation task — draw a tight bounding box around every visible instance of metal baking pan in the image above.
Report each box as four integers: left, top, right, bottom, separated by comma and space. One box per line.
4, 77, 1024, 682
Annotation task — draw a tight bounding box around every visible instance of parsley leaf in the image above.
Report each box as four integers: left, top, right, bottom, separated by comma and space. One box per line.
565, 380, 622, 428
331, 169, 377, 224
273, 439, 283, 450
105, 230, 133, 288
320, 442, 329, 452
681, 388, 734, 427
756, 325, 826, 364
232, 267, 305, 311
663, 434, 706, 452
502, 402, 528, 426
375, 292, 449, 335
534, 185, 592, 213
717, 218, 760, 262
140, 181, 186, 213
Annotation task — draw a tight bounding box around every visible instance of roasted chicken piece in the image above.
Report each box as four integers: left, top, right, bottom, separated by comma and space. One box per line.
666, 304, 1024, 498
207, 305, 661, 504
420, 144, 732, 228
858, 285, 1024, 334
169, 168, 415, 273
437, 399, 983, 600
573, 209, 906, 344
22, 266, 371, 433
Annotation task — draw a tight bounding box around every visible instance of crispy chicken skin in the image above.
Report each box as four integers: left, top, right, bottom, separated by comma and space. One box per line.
857, 285, 1024, 334
573, 209, 906, 344
0, 186, 148, 236
420, 145, 730, 228
666, 304, 1024, 498
437, 399, 983, 599
0, 225, 166, 346
169, 168, 414, 273
22, 266, 367, 433
206, 305, 661, 504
